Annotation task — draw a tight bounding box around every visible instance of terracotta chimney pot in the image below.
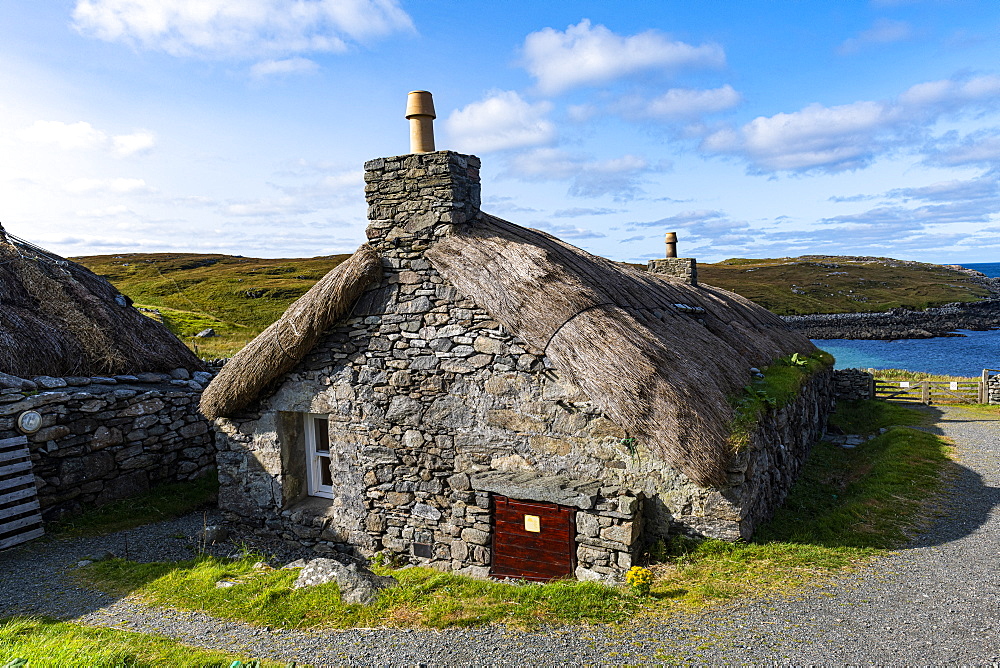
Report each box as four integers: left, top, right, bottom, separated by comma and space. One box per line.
406, 90, 436, 154
665, 232, 678, 258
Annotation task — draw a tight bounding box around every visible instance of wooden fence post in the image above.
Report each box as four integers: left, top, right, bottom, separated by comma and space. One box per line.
921, 381, 930, 405
982, 369, 989, 404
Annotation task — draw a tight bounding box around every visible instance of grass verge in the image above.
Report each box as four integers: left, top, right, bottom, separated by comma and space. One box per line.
0, 616, 279, 667
79, 401, 951, 628
84, 559, 638, 629
729, 350, 834, 449
48, 474, 218, 538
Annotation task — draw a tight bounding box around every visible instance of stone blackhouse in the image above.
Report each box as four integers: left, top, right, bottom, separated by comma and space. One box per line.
202, 150, 833, 581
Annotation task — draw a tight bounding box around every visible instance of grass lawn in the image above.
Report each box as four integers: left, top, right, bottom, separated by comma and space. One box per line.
0, 617, 280, 667
47, 474, 218, 538
696, 256, 989, 316
76, 399, 954, 630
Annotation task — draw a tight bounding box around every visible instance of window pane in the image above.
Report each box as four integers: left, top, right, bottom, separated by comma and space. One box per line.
318, 454, 332, 487
313, 417, 330, 452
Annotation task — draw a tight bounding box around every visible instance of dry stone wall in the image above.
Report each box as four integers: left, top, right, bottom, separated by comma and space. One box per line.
212, 150, 833, 578
0, 370, 215, 521
989, 372, 1000, 404
832, 368, 874, 401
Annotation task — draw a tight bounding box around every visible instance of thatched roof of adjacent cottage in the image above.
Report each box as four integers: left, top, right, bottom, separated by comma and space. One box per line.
201, 212, 815, 487
0, 225, 204, 377
199, 244, 382, 420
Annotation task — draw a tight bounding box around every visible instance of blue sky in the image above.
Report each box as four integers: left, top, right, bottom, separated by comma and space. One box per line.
2, 1, 1000, 264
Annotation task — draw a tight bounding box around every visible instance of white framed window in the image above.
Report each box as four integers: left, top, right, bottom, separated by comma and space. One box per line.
304, 414, 333, 499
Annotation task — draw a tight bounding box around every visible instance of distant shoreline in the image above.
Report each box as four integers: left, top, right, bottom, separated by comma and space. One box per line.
783, 299, 1000, 340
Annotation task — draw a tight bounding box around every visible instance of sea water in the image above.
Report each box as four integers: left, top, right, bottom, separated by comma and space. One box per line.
811, 261, 1000, 376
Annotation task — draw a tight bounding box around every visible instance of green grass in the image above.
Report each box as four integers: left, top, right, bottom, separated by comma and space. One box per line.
84, 558, 639, 629
697, 255, 990, 316
0, 616, 279, 667
73, 252, 349, 358
826, 398, 927, 434
48, 474, 218, 538
869, 368, 977, 383
78, 402, 952, 628
644, 400, 952, 610
729, 351, 834, 449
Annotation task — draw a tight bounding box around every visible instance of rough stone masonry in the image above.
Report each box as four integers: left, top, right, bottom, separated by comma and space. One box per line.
0, 370, 215, 522
212, 151, 832, 580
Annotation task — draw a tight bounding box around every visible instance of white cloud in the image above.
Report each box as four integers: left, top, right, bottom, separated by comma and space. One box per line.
506, 148, 658, 199
838, 18, 912, 55
19, 120, 107, 150
701, 74, 1000, 173
65, 177, 152, 193
18, 120, 156, 157
250, 57, 319, 77
522, 19, 725, 95
924, 128, 1000, 166
112, 130, 156, 156
618, 85, 741, 120
72, 0, 414, 59
75, 204, 130, 217
446, 91, 556, 153
529, 221, 606, 240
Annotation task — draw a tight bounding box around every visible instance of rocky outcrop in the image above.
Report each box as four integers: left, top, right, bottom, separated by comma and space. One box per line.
783, 300, 1000, 339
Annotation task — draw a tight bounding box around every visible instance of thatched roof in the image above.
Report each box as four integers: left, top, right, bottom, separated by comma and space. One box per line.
202, 209, 815, 487
427, 215, 815, 487
199, 244, 382, 420
0, 225, 205, 377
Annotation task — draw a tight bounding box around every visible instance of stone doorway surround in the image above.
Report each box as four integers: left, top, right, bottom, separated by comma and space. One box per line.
470, 471, 644, 581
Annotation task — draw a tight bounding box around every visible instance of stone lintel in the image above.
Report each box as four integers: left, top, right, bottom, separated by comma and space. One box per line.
469, 470, 640, 511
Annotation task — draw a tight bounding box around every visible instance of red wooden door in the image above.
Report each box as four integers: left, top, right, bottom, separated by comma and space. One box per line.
491, 495, 575, 581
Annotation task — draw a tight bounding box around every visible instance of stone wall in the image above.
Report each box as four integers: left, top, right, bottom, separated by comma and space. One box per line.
647, 258, 698, 285
0, 370, 215, 521
832, 368, 874, 401
710, 367, 834, 540
989, 372, 1000, 404
212, 150, 834, 578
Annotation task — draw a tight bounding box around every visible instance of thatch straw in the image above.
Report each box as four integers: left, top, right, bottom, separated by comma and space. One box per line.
200, 243, 382, 419
0, 228, 204, 377
427, 215, 816, 487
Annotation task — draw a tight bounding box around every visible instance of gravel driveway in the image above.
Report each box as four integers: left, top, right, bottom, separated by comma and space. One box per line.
3, 405, 999, 666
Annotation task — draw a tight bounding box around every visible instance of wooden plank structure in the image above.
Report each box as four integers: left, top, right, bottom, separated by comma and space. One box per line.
0, 436, 44, 550
491, 495, 575, 581
874, 380, 982, 405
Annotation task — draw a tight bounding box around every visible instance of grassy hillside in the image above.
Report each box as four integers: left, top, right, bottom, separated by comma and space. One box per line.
74, 252, 349, 357
74, 252, 993, 358
696, 256, 992, 316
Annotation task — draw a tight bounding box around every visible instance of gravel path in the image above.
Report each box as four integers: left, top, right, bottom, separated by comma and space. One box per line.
3, 405, 999, 665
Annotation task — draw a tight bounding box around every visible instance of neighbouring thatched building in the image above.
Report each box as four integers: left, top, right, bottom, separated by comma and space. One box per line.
0, 226, 212, 550
202, 150, 833, 581
0, 225, 203, 377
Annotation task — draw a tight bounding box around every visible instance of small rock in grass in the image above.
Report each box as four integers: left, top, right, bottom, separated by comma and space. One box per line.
292, 558, 398, 605
215, 580, 237, 588
282, 559, 307, 570
76, 560, 93, 568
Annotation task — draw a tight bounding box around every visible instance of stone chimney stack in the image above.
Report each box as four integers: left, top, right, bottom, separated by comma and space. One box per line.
364, 92, 480, 258
647, 231, 697, 285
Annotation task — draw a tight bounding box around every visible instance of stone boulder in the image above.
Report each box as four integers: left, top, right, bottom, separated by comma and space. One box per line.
291, 558, 398, 605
